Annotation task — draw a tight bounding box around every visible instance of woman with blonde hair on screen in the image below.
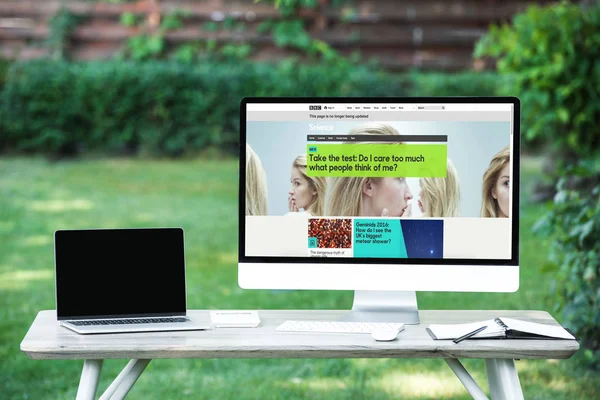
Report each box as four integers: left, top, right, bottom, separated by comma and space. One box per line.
246, 144, 268, 216
418, 159, 461, 217
324, 123, 413, 217
481, 145, 510, 218
288, 154, 326, 216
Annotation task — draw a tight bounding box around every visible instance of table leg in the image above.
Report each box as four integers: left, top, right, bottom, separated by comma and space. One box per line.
485, 359, 524, 400
444, 358, 489, 400
98, 359, 151, 400
76, 360, 103, 400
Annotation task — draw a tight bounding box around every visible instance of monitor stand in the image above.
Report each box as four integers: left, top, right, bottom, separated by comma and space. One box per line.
340, 290, 420, 324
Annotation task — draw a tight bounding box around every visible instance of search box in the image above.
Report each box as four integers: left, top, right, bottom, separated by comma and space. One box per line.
417, 105, 445, 110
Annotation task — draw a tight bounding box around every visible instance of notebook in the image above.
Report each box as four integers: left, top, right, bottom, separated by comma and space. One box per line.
427, 317, 575, 340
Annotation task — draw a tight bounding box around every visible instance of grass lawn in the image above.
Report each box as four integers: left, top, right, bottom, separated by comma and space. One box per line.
1, 156, 598, 399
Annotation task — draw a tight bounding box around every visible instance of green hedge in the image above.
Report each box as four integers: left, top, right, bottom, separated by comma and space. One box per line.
409, 71, 503, 97
0, 60, 501, 156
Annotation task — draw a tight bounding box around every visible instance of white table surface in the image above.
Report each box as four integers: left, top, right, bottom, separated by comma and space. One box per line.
21, 309, 579, 361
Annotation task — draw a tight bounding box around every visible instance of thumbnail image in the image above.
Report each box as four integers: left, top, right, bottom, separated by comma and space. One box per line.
400, 220, 444, 258
308, 218, 352, 249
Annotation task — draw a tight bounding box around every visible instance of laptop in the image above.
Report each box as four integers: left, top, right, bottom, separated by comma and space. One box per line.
54, 228, 209, 334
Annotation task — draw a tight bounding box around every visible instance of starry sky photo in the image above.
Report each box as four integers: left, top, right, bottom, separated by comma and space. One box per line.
400, 220, 444, 258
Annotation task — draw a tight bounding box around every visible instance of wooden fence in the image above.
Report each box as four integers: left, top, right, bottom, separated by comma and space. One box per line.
0, 0, 555, 70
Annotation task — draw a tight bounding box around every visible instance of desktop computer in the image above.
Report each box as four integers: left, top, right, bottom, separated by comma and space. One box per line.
239, 97, 520, 325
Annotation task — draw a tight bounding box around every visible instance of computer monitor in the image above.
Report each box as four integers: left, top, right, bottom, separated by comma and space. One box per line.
239, 97, 520, 324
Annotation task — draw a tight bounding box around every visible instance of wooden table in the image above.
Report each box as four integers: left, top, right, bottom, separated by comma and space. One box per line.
21, 310, 579, 400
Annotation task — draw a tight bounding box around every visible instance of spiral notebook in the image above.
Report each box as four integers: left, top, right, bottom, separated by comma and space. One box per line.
427, 317, 575, 340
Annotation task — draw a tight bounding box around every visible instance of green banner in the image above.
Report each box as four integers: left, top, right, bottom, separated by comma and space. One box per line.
306, 143, 447, 177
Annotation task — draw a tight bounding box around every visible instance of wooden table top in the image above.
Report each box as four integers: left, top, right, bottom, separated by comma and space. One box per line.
21, 310, 579, 360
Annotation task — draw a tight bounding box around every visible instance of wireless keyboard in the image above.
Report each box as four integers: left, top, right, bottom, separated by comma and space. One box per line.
276, 320, 405, 334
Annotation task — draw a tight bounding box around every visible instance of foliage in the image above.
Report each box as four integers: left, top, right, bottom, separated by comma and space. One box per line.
0, 57, 503, 157
0, 58, 10, 88
47, 7, 84, 61
533, 161, 600, 369
271, 0, 319, 17
73, 0, 354, 64
474, 2, 600, 156
170, 40, 253, 64
118, 7, 255, 62
407, 71, 503, 97
123, 34, 165, 61
119, 9, 190, 61
476, 1, 600, 369
119, 12, 140, 27
256, 0, 347, 61
0, 60, 406, 156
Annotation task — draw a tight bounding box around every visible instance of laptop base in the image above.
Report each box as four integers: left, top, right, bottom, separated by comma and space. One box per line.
60, 319, 209, 334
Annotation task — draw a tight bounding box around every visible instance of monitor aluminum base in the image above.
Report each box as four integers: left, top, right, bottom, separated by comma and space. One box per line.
340, 290, 420, 324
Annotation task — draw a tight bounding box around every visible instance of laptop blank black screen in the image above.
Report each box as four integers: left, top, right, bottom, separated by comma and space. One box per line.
55, 228, 186, 320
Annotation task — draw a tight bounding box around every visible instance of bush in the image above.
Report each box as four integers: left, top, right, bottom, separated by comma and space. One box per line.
0, 59, 502, 156
475, 2, 600, 156
0, 59, 404, 156
408, 71, 503, 97
0, 58, 10, 87
477, 2, 600, 368
534, 161, 600, 369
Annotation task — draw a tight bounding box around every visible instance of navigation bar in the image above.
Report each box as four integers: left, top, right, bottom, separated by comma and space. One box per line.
307, 135, 448, 142
247, 103, 512, 112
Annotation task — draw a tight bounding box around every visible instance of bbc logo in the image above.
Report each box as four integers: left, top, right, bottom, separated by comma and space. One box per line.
309, 105, 322, 110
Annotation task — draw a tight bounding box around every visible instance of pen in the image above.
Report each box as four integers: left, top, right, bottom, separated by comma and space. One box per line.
453, 325, 487, 344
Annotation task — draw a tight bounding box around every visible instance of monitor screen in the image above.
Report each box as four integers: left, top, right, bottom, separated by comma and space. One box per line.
55, 228, 186, 320
239, 98, 519, 292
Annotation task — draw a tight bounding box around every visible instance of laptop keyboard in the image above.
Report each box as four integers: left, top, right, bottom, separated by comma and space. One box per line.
69, 317, 189, 326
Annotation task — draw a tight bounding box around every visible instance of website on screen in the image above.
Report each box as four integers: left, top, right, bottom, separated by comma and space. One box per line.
245, 103, 514, 260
